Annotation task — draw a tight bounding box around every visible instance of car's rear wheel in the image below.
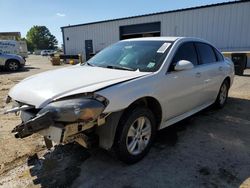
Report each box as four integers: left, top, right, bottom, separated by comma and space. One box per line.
114, 107, 156, 164
6, 60, 20, 71
215, 80, 229, 108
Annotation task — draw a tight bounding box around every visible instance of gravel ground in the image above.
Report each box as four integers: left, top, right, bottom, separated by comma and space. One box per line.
0, 56, 249, 188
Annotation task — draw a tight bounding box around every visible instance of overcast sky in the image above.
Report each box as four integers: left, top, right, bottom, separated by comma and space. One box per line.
0, 0, 235, 45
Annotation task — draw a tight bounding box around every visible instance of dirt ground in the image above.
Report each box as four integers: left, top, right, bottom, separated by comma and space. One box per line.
0, 56, 250, 188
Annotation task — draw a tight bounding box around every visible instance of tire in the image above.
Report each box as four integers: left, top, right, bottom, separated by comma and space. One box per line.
5, 60, 20, 71
237, 68, 244, 76
214, 80, 230, 108
114, 107, 156, 164
240, 68, 244, 76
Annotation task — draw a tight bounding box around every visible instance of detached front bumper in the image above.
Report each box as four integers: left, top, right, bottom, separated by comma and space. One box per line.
12, 111, 54, 138
11, 109, 103, 149
5, 95, 108, 149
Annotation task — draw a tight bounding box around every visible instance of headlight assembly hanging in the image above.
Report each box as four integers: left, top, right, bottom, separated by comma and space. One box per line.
38, 98, 106, 123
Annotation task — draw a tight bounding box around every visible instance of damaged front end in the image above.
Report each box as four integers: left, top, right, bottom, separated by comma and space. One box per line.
5, 94, 109, 148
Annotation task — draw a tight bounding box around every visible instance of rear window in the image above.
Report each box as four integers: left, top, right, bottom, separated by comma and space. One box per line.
195, 43, 217, 64
214, 48, 224, 61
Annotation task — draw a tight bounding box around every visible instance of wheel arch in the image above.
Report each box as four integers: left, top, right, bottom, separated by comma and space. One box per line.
5, 58, 20, 64
121, 96, 163, 129
224, 76, 231, 86
96, 96, 163, 150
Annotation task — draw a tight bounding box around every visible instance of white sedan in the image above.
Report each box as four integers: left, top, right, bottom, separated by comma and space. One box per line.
5, 37, 234, 164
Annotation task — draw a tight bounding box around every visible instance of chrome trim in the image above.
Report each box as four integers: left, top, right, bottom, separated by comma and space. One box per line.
4, 105, 33, 114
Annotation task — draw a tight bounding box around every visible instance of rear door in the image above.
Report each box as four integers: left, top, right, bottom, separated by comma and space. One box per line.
163, 42, 206, 120
195, 42, 225, 103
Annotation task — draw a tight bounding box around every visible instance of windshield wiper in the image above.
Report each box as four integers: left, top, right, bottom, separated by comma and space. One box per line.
86, 62, 95, 66
106, 65, 135, 71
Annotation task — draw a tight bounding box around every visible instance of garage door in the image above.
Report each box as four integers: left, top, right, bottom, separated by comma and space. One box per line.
120, 22, 161, 40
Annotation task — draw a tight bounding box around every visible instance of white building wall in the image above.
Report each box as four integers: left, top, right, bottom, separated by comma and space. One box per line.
62, 1, 250, 57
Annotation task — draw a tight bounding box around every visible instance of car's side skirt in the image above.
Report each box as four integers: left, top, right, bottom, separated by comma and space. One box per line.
159, 101, 214, 130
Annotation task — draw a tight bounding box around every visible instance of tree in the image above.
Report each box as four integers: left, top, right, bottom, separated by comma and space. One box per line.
26, 26, 58, 51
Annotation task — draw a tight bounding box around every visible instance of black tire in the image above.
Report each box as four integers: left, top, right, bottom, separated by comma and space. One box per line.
114, 107, 156, 164
5, 60, 20, 71
237, 68, 244, 76
214, 80, 230, 108
239, 68, 244, 76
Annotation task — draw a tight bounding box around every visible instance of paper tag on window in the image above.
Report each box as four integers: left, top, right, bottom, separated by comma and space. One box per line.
147, 62, 155, 68
157, 43, 171, 53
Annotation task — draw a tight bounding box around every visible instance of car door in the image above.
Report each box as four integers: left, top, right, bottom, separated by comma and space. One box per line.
162, 42, 207, 120
195, 42, 225, 103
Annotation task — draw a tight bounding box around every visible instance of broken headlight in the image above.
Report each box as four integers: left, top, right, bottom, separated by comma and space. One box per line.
38, 98, 105, 123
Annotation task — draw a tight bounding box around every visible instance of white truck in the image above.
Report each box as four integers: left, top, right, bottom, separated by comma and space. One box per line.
0, 40, 28, 59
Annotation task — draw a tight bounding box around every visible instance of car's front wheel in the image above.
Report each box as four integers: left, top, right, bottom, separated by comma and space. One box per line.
6, 60, 20, 71
114, 107, 156, 164
215, 80, 230, 108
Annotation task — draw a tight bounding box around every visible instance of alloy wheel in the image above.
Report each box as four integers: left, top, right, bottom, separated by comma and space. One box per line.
219, 83, 228, 105
8, 61, 19, 71
126, 116, 152, 155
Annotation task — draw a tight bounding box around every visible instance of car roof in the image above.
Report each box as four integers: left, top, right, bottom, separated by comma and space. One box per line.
123, 37, 181, 42
122, 36, 210, 43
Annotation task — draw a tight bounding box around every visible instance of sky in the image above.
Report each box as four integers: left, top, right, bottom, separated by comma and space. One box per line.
0, 0, 235, 46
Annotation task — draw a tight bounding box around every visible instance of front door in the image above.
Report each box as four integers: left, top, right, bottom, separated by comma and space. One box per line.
162, 42, 205, 120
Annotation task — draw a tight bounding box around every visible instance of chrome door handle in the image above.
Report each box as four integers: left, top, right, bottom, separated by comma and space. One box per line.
195, 72, 201, 77
219, 66, 223, 71
205, 79, 210, 83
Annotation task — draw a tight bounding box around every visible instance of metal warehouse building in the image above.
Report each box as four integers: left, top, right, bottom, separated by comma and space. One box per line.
61, 0, 250, 61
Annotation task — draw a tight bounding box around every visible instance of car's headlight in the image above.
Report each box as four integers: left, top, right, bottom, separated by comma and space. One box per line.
38, 98, 105, 122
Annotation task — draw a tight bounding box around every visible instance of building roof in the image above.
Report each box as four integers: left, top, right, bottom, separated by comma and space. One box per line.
61, 0, 249, 29
0, 32, 21, 36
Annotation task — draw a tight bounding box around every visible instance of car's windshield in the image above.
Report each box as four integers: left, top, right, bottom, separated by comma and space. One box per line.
85, 41, 172, 72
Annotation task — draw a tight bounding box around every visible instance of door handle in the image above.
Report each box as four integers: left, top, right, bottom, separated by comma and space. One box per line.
219, 66, 223, 71
195, 72, 201, 78
205, 79, 211, 83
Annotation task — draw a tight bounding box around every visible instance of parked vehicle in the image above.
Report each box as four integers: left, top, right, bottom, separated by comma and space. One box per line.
0, 52, 25, 71
0, 40, 28, 59
222, 52, 249, 76
41, 50, 55, 56
231, 53, 248, 76
5, 37, 234, 163
33, 50, 42, 55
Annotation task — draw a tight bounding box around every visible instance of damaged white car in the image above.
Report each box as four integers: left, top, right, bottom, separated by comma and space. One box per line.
5, 37, 234, 164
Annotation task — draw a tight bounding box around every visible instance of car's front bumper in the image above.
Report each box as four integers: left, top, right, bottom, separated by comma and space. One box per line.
20, 59, 26, 66
6, 102, 106, 149
12, 111, 54, 138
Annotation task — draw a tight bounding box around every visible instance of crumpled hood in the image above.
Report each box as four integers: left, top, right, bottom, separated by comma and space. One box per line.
9, 65, 150, 108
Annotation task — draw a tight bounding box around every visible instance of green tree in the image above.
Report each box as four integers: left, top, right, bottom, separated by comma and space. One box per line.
26, 26, 58, 51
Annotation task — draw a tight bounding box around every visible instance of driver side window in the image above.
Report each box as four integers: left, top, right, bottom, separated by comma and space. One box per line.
169, 42, 198, 72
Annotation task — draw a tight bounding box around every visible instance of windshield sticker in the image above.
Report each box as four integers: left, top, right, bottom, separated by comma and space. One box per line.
147, 62, 155, 68
157, 43, 171, 53
124, 45, 133, 49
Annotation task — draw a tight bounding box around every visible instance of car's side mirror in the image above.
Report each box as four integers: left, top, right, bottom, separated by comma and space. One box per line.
174, 60, 194, 71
